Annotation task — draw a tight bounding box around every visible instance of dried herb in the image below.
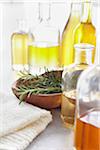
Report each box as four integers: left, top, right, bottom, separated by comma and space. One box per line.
12, 70, 62, 104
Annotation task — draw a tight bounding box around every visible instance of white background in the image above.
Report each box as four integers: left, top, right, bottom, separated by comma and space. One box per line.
0, 0, 100, 92
0, 1, 70, 92
0, 1, 100, 150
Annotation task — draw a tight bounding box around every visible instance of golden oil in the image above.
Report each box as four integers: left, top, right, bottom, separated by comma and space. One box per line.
74, 110, 100, 150
11, 32, 34, 71
11, 20, 34, 72
74, 2, 96, 63
61, 2, 81, 67
61, 90, 76, 128
28, 42, 60, 75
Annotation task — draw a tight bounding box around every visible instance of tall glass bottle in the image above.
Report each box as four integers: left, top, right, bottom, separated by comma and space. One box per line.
28, 3, 60, 75
61, 43, 94, 128
74, 1, 96, 63
61, 2, 81, 67
11, 19, 34, 72
74, 30, 100, 150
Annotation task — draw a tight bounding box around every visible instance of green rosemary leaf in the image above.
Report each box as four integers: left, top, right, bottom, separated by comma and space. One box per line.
14, 70, 62, 104
19, 93, 27, 104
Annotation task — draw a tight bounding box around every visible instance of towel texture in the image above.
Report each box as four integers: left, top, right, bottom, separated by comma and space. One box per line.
0, 93, 52, 150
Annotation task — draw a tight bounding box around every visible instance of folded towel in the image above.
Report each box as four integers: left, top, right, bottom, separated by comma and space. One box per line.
0, 93, 52, 150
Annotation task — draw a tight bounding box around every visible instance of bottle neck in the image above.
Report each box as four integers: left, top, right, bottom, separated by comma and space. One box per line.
39, 3, 51, 22
17, 20, 28, 33
81, 2, 92, 23
75, 50, 92, 65
70, 2, 81, 17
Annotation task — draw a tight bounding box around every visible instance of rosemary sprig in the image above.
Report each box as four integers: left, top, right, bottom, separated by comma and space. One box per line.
13, 70, 62, 104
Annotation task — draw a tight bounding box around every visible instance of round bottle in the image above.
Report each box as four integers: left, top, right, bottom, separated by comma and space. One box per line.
74, 30, 100, 150
61, 43, 94, 128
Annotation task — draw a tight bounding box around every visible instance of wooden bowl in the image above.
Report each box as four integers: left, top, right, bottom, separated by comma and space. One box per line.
12, 82, 62, 109
26, 93, 61, 109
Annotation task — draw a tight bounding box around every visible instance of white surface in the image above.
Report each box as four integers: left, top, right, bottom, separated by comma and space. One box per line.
27, 109, 74, 150
0, 93, 52, 150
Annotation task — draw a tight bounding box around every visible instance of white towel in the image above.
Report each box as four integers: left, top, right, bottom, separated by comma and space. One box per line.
0, 93, 52, 150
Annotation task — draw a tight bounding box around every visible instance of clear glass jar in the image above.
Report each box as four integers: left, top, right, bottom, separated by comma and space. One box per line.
28, 3, 60, 75
61, 43, 94, 128
74, 30, 100, 150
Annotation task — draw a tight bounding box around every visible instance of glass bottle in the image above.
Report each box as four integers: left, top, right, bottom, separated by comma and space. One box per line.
61, 43, 94, 129
61, 2, 81, 67
74, 31, 100, 150
11, 19, 34, 72
28, 3, 60, 75
74, 1, 96, 63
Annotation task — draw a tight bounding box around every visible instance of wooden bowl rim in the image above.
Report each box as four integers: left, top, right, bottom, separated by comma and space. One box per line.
28, 93, 62, 97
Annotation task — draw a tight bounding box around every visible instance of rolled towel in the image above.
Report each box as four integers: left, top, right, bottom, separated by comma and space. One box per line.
0, 93, 52, 150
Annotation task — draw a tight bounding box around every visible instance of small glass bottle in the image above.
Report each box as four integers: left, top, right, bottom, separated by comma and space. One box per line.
74, 1, 96, 63
28, 3, 60, 75
11, 19, 34, 72
61, 43, 94, 128
74, 30, 100, 150
61, 2, 81, 67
